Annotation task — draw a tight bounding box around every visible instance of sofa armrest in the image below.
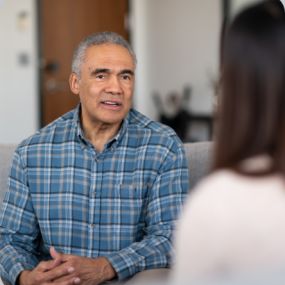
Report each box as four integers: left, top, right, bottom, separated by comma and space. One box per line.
183, 141, 213, 190
0, 144, 17, 204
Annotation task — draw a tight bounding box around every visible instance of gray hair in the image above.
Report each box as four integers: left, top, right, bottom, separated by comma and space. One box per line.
71, 31, 137, 76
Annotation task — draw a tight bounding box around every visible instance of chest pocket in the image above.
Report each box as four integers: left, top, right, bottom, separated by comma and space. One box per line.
113, 183, 146, 225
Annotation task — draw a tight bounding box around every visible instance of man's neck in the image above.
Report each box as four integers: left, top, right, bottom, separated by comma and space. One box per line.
83, 121, 121, 152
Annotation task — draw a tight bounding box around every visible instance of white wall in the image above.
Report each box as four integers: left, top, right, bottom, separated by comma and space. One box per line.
231, 0, 285, 18
130, 0, 221, 120
230, 0, 262, 17
130, 0, 154, 120
0, 0, 38, 144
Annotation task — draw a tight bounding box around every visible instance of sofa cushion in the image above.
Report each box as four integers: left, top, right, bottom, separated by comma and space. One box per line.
0, 144, 16, 204
183, 141, 213, 190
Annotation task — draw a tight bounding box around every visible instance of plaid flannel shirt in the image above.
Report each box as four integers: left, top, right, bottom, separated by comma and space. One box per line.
0, 106, 189, 285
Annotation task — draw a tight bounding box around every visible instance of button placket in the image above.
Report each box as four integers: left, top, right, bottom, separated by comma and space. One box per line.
88, 154, 97, 250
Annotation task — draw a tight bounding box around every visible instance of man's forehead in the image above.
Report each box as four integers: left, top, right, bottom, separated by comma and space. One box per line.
84, 44, 135, 71
86, 44, 132, 58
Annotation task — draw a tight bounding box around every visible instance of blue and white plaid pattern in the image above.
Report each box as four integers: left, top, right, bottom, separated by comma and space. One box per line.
0, 106, 189, 285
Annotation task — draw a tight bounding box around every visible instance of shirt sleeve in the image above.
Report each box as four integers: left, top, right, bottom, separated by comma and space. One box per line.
0, 150, 41, 285
106, 140, 189, 280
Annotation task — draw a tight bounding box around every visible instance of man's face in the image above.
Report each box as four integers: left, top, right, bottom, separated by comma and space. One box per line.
70, 44, 135, 129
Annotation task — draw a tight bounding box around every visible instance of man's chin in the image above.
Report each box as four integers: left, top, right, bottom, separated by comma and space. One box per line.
101, 110, 129, 124
99, 116, 125, 127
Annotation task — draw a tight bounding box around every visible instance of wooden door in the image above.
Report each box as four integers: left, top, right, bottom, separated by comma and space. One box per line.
39, 0, 129, 126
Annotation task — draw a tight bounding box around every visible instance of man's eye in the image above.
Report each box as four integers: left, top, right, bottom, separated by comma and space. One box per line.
122, 74, 131, 80
96, 74, 105, 79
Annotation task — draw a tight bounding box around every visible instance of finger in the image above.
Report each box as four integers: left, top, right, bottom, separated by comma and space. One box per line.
49, 246, 63, 268
58, 252, 73, 262
44, 276, 80, 285
42, 263, 75, 282
73, 277, 81, 285
52, 275, 81, 285
37, 259, 60, 272
50, 246, 62, 260
58, 277, 81, 285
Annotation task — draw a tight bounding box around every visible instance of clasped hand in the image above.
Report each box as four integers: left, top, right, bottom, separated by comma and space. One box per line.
18, 247, 116, 285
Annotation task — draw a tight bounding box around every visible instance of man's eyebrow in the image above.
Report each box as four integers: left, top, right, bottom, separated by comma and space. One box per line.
119, 69, 135, 76
89, 68, 134, 76
90, 68, 111, 74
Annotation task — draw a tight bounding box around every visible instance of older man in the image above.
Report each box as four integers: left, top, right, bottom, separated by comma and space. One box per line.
0, 32, 189, 285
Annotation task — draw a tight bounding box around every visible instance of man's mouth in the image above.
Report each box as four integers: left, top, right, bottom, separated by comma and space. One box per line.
101, 100, 122, 107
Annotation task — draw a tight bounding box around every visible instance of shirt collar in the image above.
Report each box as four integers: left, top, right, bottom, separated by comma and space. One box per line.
71, 104, 85, 144
72, 104, 130, 149
107, 112, 129, 148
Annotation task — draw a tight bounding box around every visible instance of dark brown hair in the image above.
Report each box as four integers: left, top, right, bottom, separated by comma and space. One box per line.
213, 0, 285, 175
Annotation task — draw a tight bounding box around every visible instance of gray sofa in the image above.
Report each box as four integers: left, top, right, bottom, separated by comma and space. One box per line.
0, 142, 212, 285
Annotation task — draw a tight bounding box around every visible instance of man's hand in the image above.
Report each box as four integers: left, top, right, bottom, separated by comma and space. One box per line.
49, 247, 117, 285
18, 248, 80, 285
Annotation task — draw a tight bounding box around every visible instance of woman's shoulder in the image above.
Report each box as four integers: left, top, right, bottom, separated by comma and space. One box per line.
189, 169, 245, 198
182, 169, 285, 218
193, 169, 284, 196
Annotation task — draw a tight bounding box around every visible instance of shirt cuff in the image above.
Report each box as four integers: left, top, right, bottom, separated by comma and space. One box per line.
106, 251, 144, 280
8, 263, 25, 285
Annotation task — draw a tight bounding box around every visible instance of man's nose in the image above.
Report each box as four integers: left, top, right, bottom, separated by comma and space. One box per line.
105, 76, 122, 94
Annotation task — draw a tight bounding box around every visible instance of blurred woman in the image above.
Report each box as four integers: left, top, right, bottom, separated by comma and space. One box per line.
171, 1, 285, 284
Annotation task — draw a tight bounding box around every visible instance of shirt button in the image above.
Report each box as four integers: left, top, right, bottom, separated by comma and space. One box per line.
89, 224, 95, 228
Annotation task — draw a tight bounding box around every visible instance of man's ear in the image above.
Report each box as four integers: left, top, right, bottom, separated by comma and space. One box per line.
69, 73, 80, 95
